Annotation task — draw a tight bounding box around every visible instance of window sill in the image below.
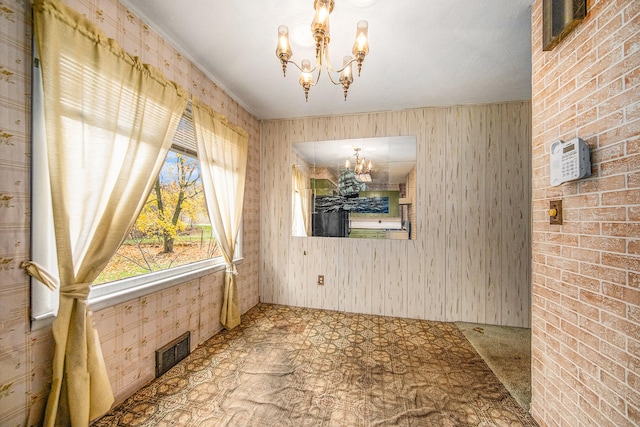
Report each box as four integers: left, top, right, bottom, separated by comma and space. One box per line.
31, 256, 243, 331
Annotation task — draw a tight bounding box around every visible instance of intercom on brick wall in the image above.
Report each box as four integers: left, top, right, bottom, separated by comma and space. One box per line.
550, 137, 591, 186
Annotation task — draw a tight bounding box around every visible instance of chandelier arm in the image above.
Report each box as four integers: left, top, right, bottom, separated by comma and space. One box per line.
311, 61, 323, 87
309, 45, 326, 86
322, 43, 347, 86
326, 69, 342, 86
333, 57, 358, 74
283, 60, 304, 73
280, 60, 319, 75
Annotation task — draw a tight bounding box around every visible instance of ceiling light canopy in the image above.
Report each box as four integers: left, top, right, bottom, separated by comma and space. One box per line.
276, 0, 369, 102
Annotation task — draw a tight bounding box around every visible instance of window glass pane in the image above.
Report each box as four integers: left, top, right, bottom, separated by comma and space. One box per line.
94, 150, 220, 285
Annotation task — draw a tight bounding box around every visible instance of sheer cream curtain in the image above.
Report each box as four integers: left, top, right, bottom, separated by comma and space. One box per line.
30, 0, 188, 425
292, 165, 311, 236
191, 99, 248, 330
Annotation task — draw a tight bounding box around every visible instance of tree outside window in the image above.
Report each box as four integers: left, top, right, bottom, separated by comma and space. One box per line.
94, 150, 220, 285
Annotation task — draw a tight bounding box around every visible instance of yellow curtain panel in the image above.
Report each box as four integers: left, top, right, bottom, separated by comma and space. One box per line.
31, 0, 188, 424
192, 98, 249, 330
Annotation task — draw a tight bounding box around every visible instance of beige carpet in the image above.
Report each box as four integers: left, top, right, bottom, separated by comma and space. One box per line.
93, 304, 538, 426
456, 322, 532, 411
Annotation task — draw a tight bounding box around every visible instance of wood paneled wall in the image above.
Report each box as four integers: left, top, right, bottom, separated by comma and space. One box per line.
260, 102, 531, 327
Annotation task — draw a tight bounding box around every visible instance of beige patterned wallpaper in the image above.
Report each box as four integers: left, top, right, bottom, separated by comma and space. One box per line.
261, 104, 532, 328
0, 0, 260, 425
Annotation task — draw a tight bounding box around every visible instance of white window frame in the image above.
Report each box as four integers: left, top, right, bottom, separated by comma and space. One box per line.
30, 53, 242, 331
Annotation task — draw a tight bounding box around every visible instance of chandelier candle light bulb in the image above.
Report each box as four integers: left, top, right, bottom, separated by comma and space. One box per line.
276, 0, 369, 101
352, 20, 369, 76
339, 56, 354, 100
299, 59, 314, 101
276, 25, 293, 76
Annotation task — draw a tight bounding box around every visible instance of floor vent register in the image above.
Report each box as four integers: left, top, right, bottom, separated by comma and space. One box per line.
155, 331, 190, 378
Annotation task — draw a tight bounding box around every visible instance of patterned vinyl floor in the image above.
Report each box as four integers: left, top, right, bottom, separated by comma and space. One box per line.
93, 303, 538, 426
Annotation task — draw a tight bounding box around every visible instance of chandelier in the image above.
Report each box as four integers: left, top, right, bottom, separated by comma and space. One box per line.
345, 148, 372, 182
275, 0, 369, 102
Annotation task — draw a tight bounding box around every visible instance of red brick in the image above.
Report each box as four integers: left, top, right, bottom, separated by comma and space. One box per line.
606, 282, 640, 305
602, 222, 640, 237
548, 299, 578, 326
629, 171, 640, 188
630, 272, 640, 288
579, 206, 627, 221
580, 235, 627, 253
598, 13, 639, 59
629, 370, 640, 392
580, 315, 628, 349
562, 294, 601, 320
623, 21, 640, 58
561, 318, 600, 350
601, 370, 640, 411
580, 221, 602, 235
548, 255, 580, 273
599, 117, 640, 146
576, 78, 622, 115
599, 84, 640, 118
627, 136, 640, 154
628, 339, 640, 366
600, 397, 635, 427
602, 311, 640, 339
599, 48, 640, 87
560, 344, 600, 377
581, 46, 624, 88
580, 289, 626, 317
592, 141, 625, 164
603, 189, 640, 205
601, 153, 640, 177
563, 193, 600, 208
581, 262, 627, 284
625, 66, 640, 88
601, 342, 636, 375
571, 265, 606, 287
580, 110, 625, 141
596, 1, 623, 32
624, 0, 640, 23
533, 241, 562, 256
580, 175, 626, 194
629, 405, 640, 427
602, 252, 640, 271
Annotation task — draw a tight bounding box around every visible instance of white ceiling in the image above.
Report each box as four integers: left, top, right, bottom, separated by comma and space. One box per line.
121, 0, 534, 121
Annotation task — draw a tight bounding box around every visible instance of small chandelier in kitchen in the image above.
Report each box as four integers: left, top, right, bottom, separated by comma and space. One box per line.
275, 0, 369, 102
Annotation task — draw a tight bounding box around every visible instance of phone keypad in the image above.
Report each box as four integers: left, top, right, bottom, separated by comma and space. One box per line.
561, 152, 578, 178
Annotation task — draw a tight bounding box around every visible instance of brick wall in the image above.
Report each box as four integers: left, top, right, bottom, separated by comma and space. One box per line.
531, 0, 640, 426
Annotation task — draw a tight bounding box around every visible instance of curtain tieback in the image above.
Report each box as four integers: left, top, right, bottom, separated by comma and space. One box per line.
20, 261, 58, 291
225, 263, 238, 276
60, 283, 91, 301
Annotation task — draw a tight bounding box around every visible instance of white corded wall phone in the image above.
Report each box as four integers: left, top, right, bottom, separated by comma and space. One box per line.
550, 137, 591, 186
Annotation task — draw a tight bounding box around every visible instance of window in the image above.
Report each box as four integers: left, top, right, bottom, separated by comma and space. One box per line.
94, 112, 221, 285
30, 66, 241, 330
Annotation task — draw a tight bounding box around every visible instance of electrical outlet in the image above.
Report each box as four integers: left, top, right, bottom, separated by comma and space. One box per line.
317, 275, 324, 286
